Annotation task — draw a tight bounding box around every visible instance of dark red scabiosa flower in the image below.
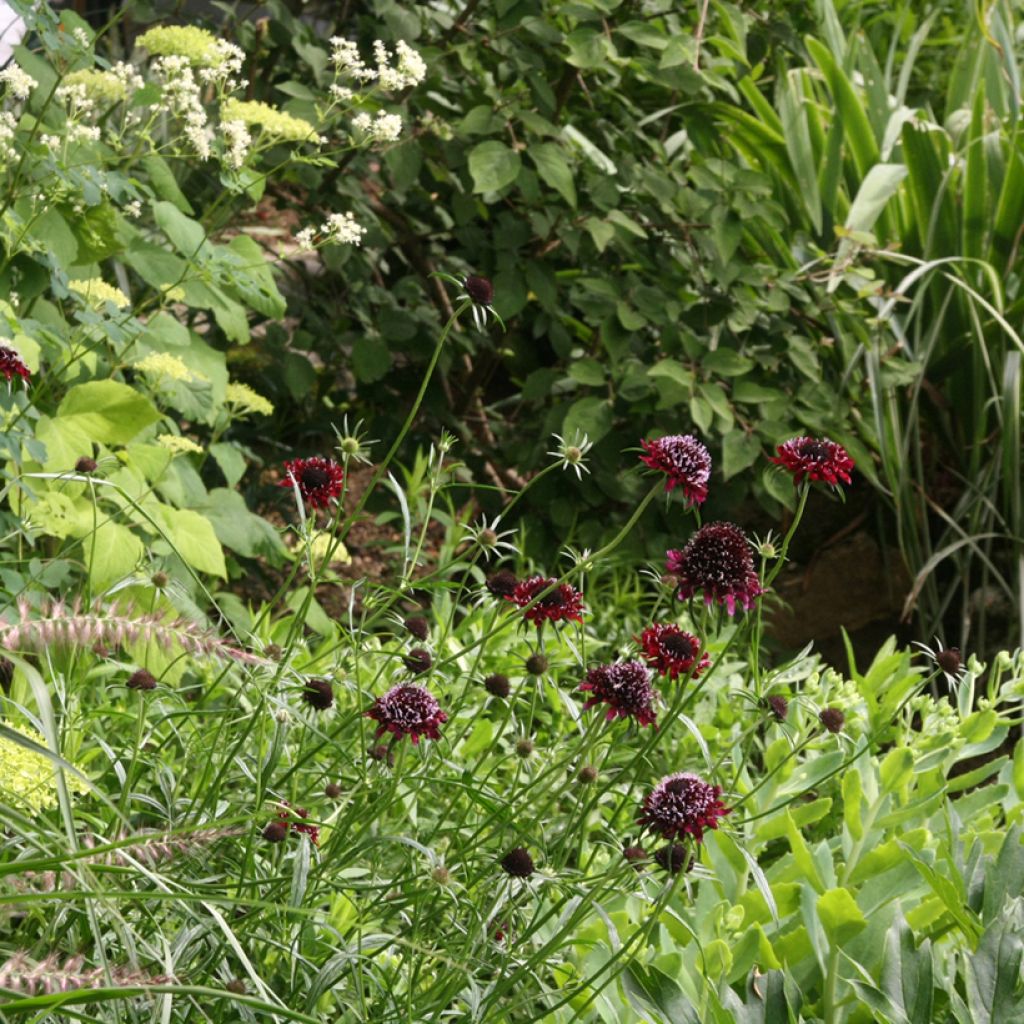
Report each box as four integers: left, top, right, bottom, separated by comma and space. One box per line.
75, 456, 98, 474
511, 575, 585, 625
666, 522, 763, 615
262, 821, 288, 843
464, 275, 494, 306
0, 346, 30, 384
500, 846, 535, 878
127, 668, 157, 691
936, 647, 962, 676
486, 569, 519, 599
0, 657, 13, 696
578, 765, 598, 784
763, 694, 789, 721
275, 802, 319, 845
366, 684, 447, 745
638, 772, 730, 843
525, 653, 548, 676
368, 743, 394, 766
655, 843, 694, 875
403, 647, 433, 675
579, 660, 658, 727
279, 456, 345, 509
819, 707, 845, 734
637, 624, 711, 680
324, 782, 342, 799
404, 616, 429, 641
484, 673, 510, 698
302, 677, 334, 711
639, 434, 712, 505
769, 437, 854, 487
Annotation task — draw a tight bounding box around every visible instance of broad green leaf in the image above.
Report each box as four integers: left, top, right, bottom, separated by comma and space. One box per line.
468, 141, 522, 193
154, 506, 227, 578
844, 163, 908, 234
562, 396, 613, 445
880, 747, 914, 793
817, 887, 868, 946
842, 768, 864, 840
57, 381, 161, 445
966, 902, 1024, 1024
142, 154, 194, 214
154, 200, 211, 259
529, 142, 576, 207
85, 521, 144, 587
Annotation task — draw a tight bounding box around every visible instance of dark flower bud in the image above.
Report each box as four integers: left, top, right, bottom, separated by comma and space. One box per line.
302, 677, 334, 710
655, 843, 694, 874
264, 643, 283, 661
486, 569, 518, 599
936, 647, 962, 675
515, 738, 534, 758
75, 456, 98, 474
0, 657, 13, 696
623, 844, 647, 868
403, 647, 432, 675
819, 707, 845, 734
578, 765, 598, 784
484, 673, 510, 698
368, 744, 394, 766
324, 782, 342, 798
500, 846, 535, 878
763, 695, 789, 721
127, 668, 157, 691
431, 866, 451, 885
262, 821, 288, 843
150, 571, 169, 589
525, 653, 548, 676
464, 275, 494, 306
405, 616, 429, 641
225, 979, 246, 995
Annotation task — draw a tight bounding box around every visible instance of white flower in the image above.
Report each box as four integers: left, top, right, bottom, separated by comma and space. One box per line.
330, 37, 376, 80
464, 515, 519, 560
377, 40, 427, 90
0, 112, 17, 161
68, 123, 100, 143
0, 65, 36, 100
322, 211, 366, 245
329, 84, 354, 103
352, 111, 372, 133
547, 432, 594, 480
294, 226, 316, 251
123, 199, 143, 218
221, 118, 251, 169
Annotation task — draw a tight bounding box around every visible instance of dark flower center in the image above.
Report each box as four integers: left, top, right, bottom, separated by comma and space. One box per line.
797, 440, 830, 461
301, 465, 332, 489
660, 633, 694, 659
464, 274, 494, 305
539, 586, 565, 608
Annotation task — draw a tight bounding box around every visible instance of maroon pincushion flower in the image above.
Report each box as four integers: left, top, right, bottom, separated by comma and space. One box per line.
127, 668, 157, 691
654, 843, 694, 874
404, 616, 429, 641
279, 456, 345, 509
0, 346, 30, 384
484, 673, 510, 698
639, 435, 711, 505
636, 624, 710, 680
579, 660, 658, 727
638, 772, 730, 843
500, 846, 535, 878
274, 802, 319, 845
819, 707, 845, 734
366, 684, 447, 745
769, 437, 854, 487
623, 844, 648, 869
75, 456, 97, 474
302, 678, 334, 710
486, 569, 518, 599
464, 275, 494, 306
403, 647, 433, 675
764, 695, 789, 721
511, 576, 585, 625
666, 522, 763, 615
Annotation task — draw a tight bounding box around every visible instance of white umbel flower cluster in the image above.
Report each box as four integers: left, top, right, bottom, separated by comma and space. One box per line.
329, 37, 426, 90
152, 55, 210, 159
221, 118, 251, 168
294, 211, 367, 252
0, 64, 35, 100
351, 110, 403, 142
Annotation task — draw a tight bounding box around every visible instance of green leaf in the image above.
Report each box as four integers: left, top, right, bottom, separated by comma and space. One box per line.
562, 396, 613, 446
842, 767, 864, 840
58, 381, 161, 444
85, 522, 144, 588
722, 431, 762, 480
142, 154, 194, 214
966, 902, 1024, 1024
153, 200, 211, 259
817, 887, 868, 946
882, 912, 933, 1024
844, 164, 908, 234
154, 506, 226, 578
879, 747, 914, 793
353, 335, 391, 383
196, 489, 288, 560
468, 141, 522, 193
529, 142, 576, 207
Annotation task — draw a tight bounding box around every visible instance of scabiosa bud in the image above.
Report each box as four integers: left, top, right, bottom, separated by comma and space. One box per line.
763, 695, 789, 721
403, 647, 433, 675
0, 657, 13, 696
819, 707, 845, 734
276, 802, 319, 845
75, 456, 97, 474
464, 274, 494, 306
515, 737, 534, 758
769, 437, 854, 487
936, 647, 962, 676
368, 744, 394, 765
127, 668, 157, 691
525, 653, 548, 676
486, 569, 519, 599
666, 522, 763, 615
262, 821, 288, 843
578, 765, 598, 784
150, 571, 169, 589
431, 865, 452, 885
279, 456, 345, 509
366, 684, 447, 745
637, 624, 710, 680
0, 345, 30, 384
404, 616, 429, 641
639, 772, 730, 843
655, 843, 694, 874
579, 661, 658, 727
264, 643, 284, 661
500, 846, 535, 878
225, 979, 247, 995
302, 677, 334, 710
324, 782, 342, 798
623, 844, 648, 869
511, 576, 585, 625
639, 434, 712, 505
484, 673, 511, 698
